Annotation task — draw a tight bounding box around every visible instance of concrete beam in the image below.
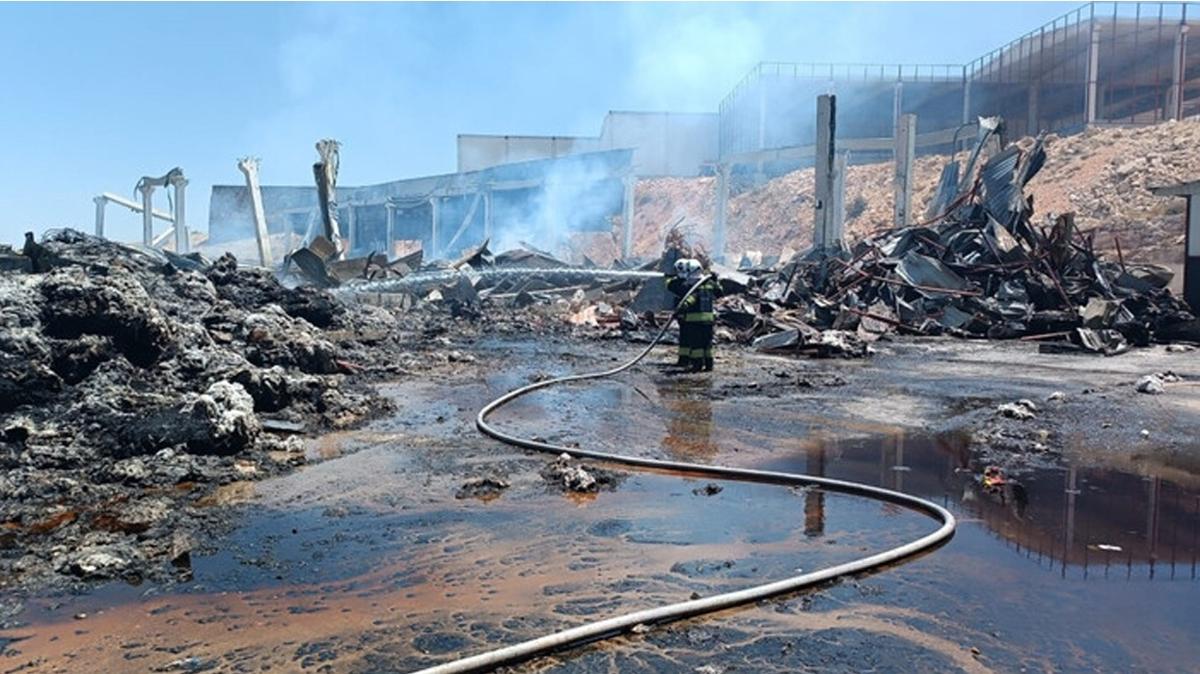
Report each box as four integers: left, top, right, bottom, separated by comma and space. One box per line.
894, 113, 917, 228
722, 122, 976, 168
1150, 181, 1200, 312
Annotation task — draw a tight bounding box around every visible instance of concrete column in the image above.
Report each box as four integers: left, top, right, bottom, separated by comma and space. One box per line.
892, 81, 904, 136
346, 205, 356, 256
1027, 83, 1040, 136
831, 151, 847, 244
713, 164, 730, 262
757, 82, 767, 150
894, 113, 917, 228
621, 176, 635, 260
384, 203, 396, 260
483, 189, 493, 241
756, 82, 768, 180
139, 185, 154, 246
238, 159, 271, 266
813, 94, 839, 251
430, 197, 440, 259
93, 196, 106, 238
170, 175, 188, 254
1169, 24, 1190, 121
1086, 23, 1102, 124
962, 79, 972, 126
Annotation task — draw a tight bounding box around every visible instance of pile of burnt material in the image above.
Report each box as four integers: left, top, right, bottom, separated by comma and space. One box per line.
341, 240, 659, 331
0, 229, 414, 592
716, 134, 1198, 357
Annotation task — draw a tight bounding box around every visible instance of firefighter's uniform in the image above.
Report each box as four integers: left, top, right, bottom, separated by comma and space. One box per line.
666, 260, 720, 372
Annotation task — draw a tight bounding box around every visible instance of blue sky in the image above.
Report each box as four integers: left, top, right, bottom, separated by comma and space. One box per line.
0, 1, 1080, 246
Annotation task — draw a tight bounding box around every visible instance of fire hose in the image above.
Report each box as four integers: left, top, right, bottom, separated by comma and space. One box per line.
412, 275, 957, 674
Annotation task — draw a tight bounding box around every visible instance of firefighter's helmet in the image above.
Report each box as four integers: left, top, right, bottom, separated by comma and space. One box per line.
673, 258, 703, 278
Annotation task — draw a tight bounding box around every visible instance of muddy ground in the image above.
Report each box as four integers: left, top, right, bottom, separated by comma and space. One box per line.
2, 331, 1198, 673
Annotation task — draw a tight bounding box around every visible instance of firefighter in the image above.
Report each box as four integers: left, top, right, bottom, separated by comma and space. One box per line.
666, 258, 720, 372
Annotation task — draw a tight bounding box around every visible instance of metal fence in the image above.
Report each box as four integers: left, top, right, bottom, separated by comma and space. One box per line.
719, 2, 1200, 160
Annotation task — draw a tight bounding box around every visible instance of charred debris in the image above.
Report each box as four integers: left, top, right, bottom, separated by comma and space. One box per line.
298, 128, 1198, 360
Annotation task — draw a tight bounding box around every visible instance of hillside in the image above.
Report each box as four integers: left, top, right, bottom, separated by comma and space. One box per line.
571, 118, 1200, 267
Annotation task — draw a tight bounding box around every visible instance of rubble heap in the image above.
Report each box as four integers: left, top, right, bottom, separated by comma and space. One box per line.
571, 118, 1200, 267
708, 135, 1199, 357
0, 230, 405, 590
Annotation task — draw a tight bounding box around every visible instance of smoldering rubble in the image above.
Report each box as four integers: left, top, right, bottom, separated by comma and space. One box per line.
378, 133, 1199, 360
3, 126, 1198, 596
0, 230, 419, 592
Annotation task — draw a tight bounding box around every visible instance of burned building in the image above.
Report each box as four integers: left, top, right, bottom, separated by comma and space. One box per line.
208, 149, 634, 261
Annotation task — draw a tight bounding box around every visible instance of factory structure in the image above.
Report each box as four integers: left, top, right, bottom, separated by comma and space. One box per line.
206, 1, 1199, 261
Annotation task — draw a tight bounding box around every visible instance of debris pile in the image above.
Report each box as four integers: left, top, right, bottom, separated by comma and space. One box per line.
572, 118, 1200, 267
0, 229, 409, 591
697, 134, 1199, 356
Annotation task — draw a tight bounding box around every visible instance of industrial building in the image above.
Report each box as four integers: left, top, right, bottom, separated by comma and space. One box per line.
209, 1, 1199, 260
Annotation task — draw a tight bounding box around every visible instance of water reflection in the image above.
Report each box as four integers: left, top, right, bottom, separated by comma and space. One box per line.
763, 432, 1200, 581
804, 441, 826, 538
658, 379, 718, 461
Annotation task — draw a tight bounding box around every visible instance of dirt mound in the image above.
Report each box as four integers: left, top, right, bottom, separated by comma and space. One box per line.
572, 119, 1200, 267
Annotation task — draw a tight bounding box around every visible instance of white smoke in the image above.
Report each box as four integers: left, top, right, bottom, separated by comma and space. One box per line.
489, 153, 623, 256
